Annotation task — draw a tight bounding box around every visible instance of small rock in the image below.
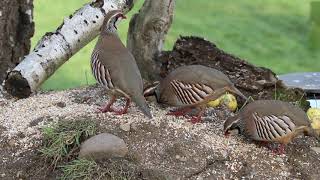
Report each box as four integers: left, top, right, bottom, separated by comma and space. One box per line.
8, 139, 16, 147
180, 156, 187, 162
175, 155, 181, 160
16, 171, 23, 178
120, 122, 131, 132
131, 122, 139, 131
56, 101, 66, 108
79, 133, 128, 160
1, 173, 5, 177
311, 147, 320, 154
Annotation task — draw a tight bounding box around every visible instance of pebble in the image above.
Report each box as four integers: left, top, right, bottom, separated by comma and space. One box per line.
131, 122, 139, 131
120, 122, 131, 132
311, 147, 320, 154
8, 139, 16, 147
56, 101, 66, 108
79, 133, 128, 160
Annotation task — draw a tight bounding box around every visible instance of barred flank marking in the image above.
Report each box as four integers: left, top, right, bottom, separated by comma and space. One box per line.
91, 50, 114, 89
253, 113, 295, 141
170, 80, 213, 105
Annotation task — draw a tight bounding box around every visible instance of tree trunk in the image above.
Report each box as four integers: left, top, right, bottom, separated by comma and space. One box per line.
0, 0, 34, 88
127, 0, 175, 81
4, 0, 134, 98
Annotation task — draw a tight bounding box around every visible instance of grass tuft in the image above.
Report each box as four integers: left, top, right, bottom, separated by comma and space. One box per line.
59, 159, 98, 180
39, 120, 96, 168
59, 158, 137, 180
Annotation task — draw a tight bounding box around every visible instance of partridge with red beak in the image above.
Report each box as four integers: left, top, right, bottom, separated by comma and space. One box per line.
91, 10, 152, 118
144, 65, 247, 123
224, 100, 319, 153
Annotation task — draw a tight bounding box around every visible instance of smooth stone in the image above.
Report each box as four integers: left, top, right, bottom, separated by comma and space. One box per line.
79, 133, 128, 160
278, 72, 320, 93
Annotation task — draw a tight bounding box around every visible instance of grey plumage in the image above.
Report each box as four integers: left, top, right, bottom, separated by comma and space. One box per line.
224, 100, 318, 145
144, 65, 246, 123
153, 65, 247, 107
91, 10, 152, 118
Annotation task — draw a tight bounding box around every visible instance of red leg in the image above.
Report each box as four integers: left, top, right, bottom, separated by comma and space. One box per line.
113, 98, 131, 115
271, 144, 286, 155
257, 142, 286, 155
97, 96, 117, 113
166, 107, 193, 117
190, 109, 205, 124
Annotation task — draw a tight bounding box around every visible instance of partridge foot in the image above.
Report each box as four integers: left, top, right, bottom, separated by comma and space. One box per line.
271, 144, 286, 155
189, 109, 205, 124
190, 116, 202, 124
167, 107, 192, 117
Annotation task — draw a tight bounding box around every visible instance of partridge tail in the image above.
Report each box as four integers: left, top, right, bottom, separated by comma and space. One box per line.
132, 94, 153, 119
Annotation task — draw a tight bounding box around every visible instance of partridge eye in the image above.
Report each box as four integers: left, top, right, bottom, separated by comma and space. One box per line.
113, 19, 118, 29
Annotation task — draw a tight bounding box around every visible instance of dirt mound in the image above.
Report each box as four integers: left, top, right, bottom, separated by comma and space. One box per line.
0, 86, 319, 179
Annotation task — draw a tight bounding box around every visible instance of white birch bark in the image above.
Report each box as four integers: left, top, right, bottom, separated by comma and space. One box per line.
4, 0, 134, 98
127, 0, 175, 81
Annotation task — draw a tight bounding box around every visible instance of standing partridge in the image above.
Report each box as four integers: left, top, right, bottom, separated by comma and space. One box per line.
224, 100, 319, 153
144, 65, 247, 123
91, 10, 152, 118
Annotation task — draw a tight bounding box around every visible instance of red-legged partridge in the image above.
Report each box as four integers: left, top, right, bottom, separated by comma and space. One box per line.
91, 10, 152, 118
144, 65, 247, 123
224, 100, 319, 153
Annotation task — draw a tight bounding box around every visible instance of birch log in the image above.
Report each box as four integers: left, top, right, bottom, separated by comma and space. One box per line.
127, 0, 175, 81
4, 0, 134, 98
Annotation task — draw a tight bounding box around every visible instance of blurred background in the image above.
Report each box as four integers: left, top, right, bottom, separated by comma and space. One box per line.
32, 0, 320, 90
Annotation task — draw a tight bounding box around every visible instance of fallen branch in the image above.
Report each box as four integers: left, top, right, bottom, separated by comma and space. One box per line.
4, 0, 134, 98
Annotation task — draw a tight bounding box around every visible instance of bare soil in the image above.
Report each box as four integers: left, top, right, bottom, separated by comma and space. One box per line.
0, 85, 319, 179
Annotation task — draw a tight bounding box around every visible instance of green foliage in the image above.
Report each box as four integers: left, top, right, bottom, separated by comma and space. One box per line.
311, 1, 320, 24
32, 0, 320, 90
59, 159, 98, 180
59, 158, 137, 180
39, 120, 96, 168
309, 23, 320, 49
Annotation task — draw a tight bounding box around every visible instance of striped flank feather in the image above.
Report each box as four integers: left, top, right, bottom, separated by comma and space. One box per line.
170, 80, 214, 105
91, 50, 114, 89
252, 113, 296, 141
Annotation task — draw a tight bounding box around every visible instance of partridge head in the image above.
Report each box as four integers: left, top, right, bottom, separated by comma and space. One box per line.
91, 10, 152, 118
144, 65, 247, 123
224, 100, 319, 152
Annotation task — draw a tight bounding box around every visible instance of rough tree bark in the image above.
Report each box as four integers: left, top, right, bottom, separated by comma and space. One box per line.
127, 0, 175, 81
4, 0, 134, 98
0, 0, 34, 90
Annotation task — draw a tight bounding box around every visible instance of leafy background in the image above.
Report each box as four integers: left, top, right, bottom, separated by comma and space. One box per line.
32, 0, 320, 90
